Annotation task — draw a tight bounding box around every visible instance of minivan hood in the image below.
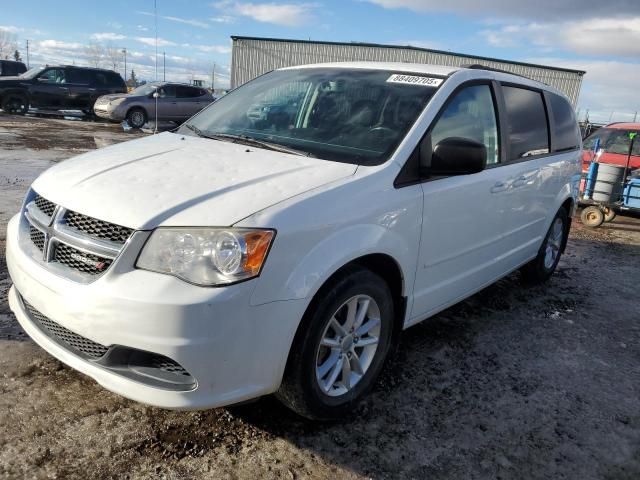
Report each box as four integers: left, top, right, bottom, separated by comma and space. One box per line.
32, 132, 357, 229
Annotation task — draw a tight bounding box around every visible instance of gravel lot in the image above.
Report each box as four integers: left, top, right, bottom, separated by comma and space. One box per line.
0, 114, 639, 480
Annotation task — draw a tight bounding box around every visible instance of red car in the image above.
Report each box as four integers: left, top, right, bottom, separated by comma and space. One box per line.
582, 122, 640, 173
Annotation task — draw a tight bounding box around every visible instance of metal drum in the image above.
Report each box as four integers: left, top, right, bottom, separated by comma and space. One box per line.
592, 164, 626, 202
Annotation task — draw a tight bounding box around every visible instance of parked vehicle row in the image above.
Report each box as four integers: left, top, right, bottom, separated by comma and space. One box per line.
0, 65, 215, 127
6, 62, 581, 420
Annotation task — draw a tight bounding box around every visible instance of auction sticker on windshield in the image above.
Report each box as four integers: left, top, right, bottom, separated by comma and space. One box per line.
386, 74, 443, 87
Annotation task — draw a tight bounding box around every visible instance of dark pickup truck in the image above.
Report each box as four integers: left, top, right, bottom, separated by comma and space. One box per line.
0, 65, 126, 114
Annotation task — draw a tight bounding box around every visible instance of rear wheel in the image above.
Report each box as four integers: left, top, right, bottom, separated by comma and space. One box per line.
521, 207, 569, 284
276, 267, 395, 420
580, 206, 604, 228
126, 107, 147, 129
603, 207, 617, 222
2, 95, 28, 114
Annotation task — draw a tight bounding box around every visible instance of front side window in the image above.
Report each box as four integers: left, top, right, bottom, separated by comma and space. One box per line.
503, 86, 549, 159
430, 84, 499, 165
38, 68, 66, 84
158, 85, 176, 98
179, 68, 440, 165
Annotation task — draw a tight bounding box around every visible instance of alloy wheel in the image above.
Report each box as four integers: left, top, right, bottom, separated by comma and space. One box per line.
315, 294, 381, 397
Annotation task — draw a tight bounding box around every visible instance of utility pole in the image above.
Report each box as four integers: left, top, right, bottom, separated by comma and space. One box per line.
211, 63, 215, 91
154, 0, 158, 81
25, 39, 29, 68
634, 111, 638, 122
122, 47, 127, 82
163, 51, 166, 81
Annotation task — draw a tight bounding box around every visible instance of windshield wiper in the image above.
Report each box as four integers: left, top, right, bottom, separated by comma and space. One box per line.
185, 127, 314, 158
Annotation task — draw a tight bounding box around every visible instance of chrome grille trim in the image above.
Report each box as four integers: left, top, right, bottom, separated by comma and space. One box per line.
21, 191, 134, 282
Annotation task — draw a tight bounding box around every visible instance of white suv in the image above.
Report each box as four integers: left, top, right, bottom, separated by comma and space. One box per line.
6, 63, 581, 419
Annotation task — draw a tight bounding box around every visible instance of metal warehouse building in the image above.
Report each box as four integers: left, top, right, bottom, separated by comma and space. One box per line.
230, 36, 585, 106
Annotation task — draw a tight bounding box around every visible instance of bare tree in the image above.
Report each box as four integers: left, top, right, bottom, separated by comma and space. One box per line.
84, 42, 105, 68
104, 43, 121, 72
0, 30, 18, 60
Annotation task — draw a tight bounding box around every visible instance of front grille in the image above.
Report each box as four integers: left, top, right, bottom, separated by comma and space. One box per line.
22, 298, 109, 359
22, 191, 133, 282
65, 210, 133, 244
35, 195, 56, 217
30, 226, 45, 251
53, 243, 112, 275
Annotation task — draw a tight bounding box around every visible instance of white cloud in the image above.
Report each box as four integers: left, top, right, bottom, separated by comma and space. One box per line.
364, 0, 640, 21
138, 11, 210, 28
137, 25, 149, 32
0, 25, 23, 33
38, 39, 83, 50
192, 44, 232, 54
211, 15, 235, 23
91, 32, 127, 42
135, 37, 176, 47
213, 1, 316, 26
481, 17, 640, 57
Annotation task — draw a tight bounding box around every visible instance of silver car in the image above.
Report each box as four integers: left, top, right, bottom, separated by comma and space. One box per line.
94, 82, 215, 128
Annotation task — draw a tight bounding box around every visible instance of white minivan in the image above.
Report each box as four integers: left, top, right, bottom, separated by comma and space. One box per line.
6, 63, 581, 419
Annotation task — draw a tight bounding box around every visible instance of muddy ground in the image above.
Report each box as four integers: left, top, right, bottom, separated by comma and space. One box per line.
0, 114, 639, 480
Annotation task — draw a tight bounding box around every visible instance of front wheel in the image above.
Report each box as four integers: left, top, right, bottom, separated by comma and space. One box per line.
603, 207, 617, 223
276, 267, 395, 420
126, 108, 147, 129
521, 207, 569, 284
2, 95, 28, 114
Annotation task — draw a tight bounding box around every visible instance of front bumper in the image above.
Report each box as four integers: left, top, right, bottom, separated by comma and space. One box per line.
94, 106, 125, 122
6, 213, 307, 409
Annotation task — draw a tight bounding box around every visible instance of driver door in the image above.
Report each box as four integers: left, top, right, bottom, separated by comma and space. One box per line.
410, 82, 520, 321
31, 68, 69, 109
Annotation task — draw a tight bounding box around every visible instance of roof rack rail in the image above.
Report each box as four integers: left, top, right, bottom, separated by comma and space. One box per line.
462, 64, 526, 78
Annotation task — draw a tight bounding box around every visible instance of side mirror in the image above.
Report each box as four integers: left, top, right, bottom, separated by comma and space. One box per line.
421, 137, 487, 176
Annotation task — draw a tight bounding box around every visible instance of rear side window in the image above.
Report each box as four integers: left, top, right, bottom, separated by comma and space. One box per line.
176, 86, 201, 98
67, 69, 91, 84
548, 93, 579, 151
503, 86, 549, 160
106, 71, 124, 88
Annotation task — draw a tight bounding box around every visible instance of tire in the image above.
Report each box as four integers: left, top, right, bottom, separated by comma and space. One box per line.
521, 207, 569, 284
276, 267, 396, 420
580, 206, 604, 228
603, 207, 617, 223
126, 108, 147, 129
1, 95, 28, 114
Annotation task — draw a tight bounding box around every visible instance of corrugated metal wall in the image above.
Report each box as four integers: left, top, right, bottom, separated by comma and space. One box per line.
231, 37, 584, 106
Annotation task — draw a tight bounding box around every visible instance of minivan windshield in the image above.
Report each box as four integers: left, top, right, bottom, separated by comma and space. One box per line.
179, 68, 441, 165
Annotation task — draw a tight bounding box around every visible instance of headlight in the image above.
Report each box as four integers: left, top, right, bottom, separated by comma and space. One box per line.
136, 228, 275, 286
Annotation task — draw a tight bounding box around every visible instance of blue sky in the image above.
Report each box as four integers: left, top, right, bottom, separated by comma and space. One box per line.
1, 0, 639, 123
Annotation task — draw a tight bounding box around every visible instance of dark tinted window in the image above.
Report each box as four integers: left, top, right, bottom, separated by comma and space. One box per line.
67, 69, 91, 84
549, 93, 579, 151
106, 71, 124, 88
176, 86, 201, 98
503, 86, 549, 160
